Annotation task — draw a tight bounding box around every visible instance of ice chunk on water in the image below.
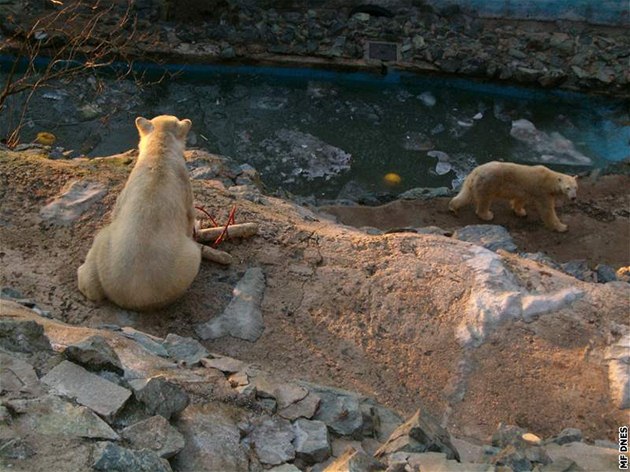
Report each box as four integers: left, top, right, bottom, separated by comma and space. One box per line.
510, 119, 592, 165
258, 129, 351, 181
427, 150, 450, 162
251, 96, 288, 110
418, 91, 436, 107
435, 161, 452, 175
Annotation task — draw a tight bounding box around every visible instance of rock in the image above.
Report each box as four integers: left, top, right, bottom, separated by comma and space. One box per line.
360, 400, 404, 442
0, 318, 52, 354
200, 355, 246, 373
539, 457, 583, 471
0, 438, 36, 460
268, 465, 301, 472
605, 333, 630, 409
92, 441, 172, 472
278, 391, 321, 420
275, 382, 309, 409
560, 260, 593, 282
121, 327, 169, 357
163, 333, 209, 365
492, 423, 528, 448
196, 268, 266, 342
595, 264, 617, 283
6, 394, 119, 440
171, 403, 249, 472
375, 408, 459, 461
41, 360, 131, 419
304, 383, 364, 438
453, 225, 517, 253
0, 353, 43, 396
491, 445, 532, 471
64, 335, 124, 374
545, 442, 617, 472
398, 187, 450, 200
121, 415, 185, 458
405, 451, 494, 471
249, 416, 295, 465
325, 447, 386, 471
132, 377, 190, 420
293, 418, 331, 464
39, 180, 107, 224
548, 428, 583, 445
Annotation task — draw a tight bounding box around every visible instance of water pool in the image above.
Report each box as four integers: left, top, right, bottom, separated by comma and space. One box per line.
2, 64, 629, 201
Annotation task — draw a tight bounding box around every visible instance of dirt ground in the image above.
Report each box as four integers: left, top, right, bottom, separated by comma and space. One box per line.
0, 150, 628, 446
320, 174, 630, 270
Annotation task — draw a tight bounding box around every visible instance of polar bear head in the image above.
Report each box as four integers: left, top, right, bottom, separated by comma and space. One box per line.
556, 174, 578, 201
135, 115, 192, 156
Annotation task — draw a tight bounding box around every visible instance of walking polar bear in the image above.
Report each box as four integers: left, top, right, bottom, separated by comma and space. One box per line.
449, 161, 578, 232
77, 115, 201, 311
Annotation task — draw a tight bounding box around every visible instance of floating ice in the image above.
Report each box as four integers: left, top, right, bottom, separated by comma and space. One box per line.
258, 129, 351, 181
252, 96, 288, 110
418, 91, 436, 107
435, 161, 452, 175
427, 150, 450, 162
510, 119, 592, 165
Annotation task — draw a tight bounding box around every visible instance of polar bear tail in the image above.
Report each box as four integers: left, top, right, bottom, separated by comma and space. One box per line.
448, 180, 472, 214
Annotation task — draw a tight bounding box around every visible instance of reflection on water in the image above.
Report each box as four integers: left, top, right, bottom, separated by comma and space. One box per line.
2, 69, 628, 200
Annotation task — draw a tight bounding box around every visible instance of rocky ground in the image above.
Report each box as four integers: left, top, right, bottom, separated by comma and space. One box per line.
1, 147, 628, 471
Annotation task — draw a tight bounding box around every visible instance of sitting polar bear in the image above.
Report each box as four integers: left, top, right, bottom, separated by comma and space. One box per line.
77, 115, 201, 310
449, 161, 578, 232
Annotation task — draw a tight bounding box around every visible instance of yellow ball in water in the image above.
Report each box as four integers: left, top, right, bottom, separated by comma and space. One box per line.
383, 172, 402, 186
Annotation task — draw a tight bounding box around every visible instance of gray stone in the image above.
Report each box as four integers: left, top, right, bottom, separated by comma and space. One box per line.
39, 180, 107, 224
540, 457, 583, 471
492, 423, 528, 448
41, 360, 131, 419
560, 260, 593, 282
132, 377, 190, 420
0, 319, 52, 354
275, 382, 309, 409
293, 418, 331, 464
0, 353, 43, 396
595, 264, 617, 283
405, 452, 494, 471
360, 399, 404, 442
304, 383, 364, 438
93, 441, 172, 472
6, 394, 119, 440
549, 428, 583, 445
121, 327, 169, 357
268, 465, 301, 472
453, 225, 517, 253
196, 268, 266, 342
163, 333, 209, 365
249, 416, 295, 465
200, 355, 246, 373
326, 447, 386, 471
64, 335, 124, 374
278, 391, 321, 420
376, 409, 459, 461
121, 415, 185, 458
491, 445, 532, 471
399, 186, 450, 200
172, 403, 249, 472
545, 442, 618, 471
0, 438, 35, 460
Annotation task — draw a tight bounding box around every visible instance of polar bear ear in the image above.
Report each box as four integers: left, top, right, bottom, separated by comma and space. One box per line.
177, 119, 192, 139
135, 117, 154, 136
